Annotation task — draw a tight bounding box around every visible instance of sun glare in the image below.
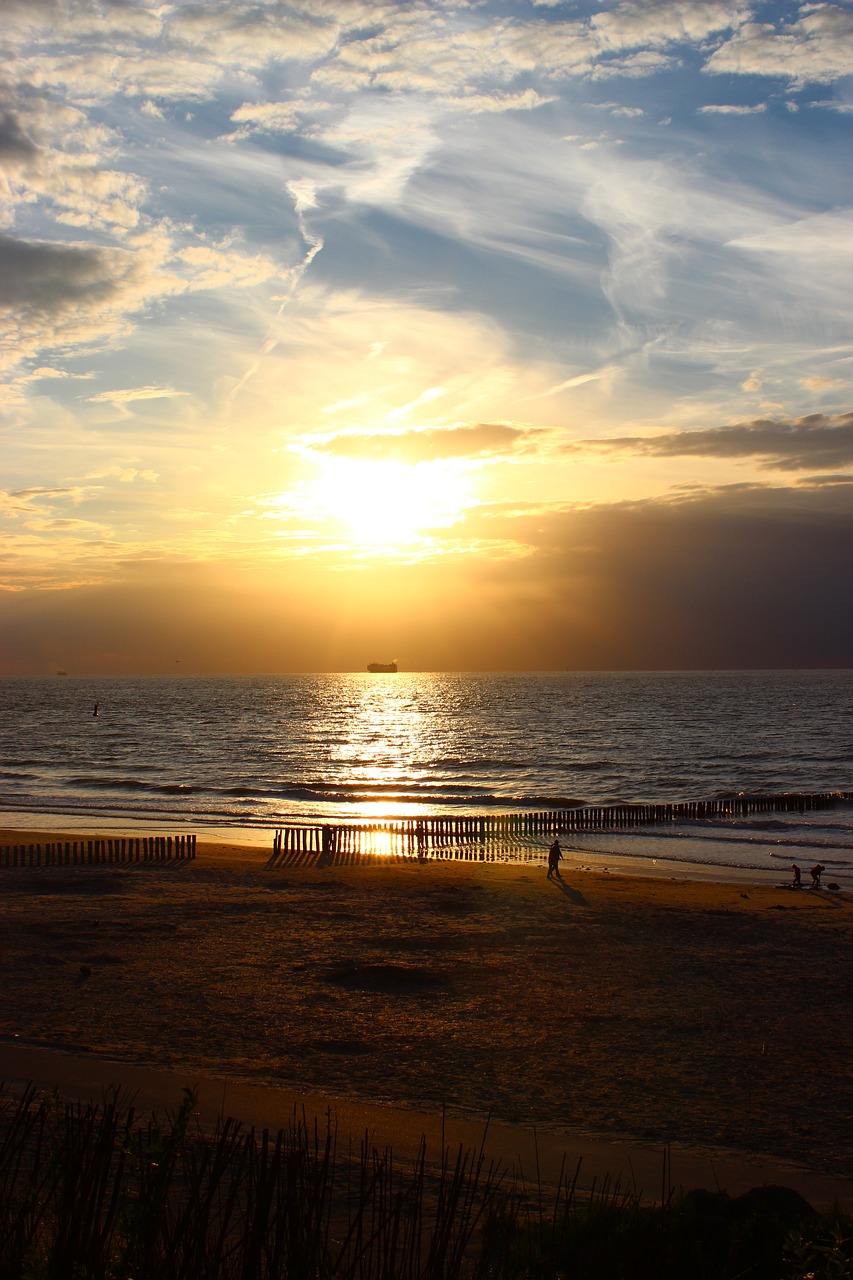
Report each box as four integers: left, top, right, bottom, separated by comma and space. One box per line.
311, 459, 471, 548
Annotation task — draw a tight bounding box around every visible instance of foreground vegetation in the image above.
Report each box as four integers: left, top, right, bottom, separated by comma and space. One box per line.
0, 1084, 850, 1279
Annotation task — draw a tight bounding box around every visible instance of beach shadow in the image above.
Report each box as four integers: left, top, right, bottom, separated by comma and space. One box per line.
267, 848, 317, 868
324, 962, 450, 996
552, 878, 589, 906
807, 888, 853, 911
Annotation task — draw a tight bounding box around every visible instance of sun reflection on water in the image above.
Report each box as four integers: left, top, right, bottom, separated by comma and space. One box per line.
325, 675, 442, 823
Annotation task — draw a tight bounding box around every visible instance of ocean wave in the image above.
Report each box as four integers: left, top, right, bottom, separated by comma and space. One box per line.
768, 851, 852, 866
67, 777, 196, 795
303, 785, 585, 805
4, 784, 851, 820
423, 758, 613, 772
217, 782, 506, 802
219, 784, 328, 802
48, 781, 838, 812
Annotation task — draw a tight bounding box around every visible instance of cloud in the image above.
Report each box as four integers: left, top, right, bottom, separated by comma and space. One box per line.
706, 6, 853, 85
173, 241, 280, 291
87, 386, 188, 405
698, 102, 767, 114
299, 0, 747, 109
528, 366, 623, 401
166, 3, 342, 65
5, 2, 339, 109
31, 365, 68, 377
806, 99, 853, 113
500, 1, 746, 84
0, 232, 142, 313
0, 96, 145, 234
443, 479, 853, 667
564, 412, 853, 470
801, 375, 844, 391
227, 99, 305, 138
303, 422, 542, 463
0, 109, 38, 162
0, 484, 97, 525
0, 230, 180, 378
305, 97, 442, 204
0, 224, 282, 382
725, 210, 853, 321
569, 155, 850, 334
590, 1, 749, 51
438, 89, 557, 115
6, 484, 90, 503
87, 466, 159, 483
589, 50, 677, 78
227, 90, 404, 147
729, 208, 852, 259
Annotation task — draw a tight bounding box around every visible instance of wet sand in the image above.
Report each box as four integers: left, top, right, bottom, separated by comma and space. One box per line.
2, 830, 852, 1202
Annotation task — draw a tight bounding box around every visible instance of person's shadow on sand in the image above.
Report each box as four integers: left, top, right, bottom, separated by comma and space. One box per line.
552, 879, 589, 906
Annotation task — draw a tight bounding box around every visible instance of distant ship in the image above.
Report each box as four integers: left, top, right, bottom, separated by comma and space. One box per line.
367, 661, 398, 673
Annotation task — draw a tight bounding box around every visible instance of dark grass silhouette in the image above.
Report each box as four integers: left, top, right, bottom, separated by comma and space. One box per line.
0, 1083, 850, 1279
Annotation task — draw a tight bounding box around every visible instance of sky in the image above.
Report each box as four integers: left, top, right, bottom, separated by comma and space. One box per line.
1, 0, 852, 674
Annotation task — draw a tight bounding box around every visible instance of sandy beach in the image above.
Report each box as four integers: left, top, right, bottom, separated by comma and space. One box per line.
2, 828, 852, 1205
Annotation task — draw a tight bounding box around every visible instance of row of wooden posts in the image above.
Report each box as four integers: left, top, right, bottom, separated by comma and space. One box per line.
271, 789, 850, 861
0, 834, 196, 868
0, 790, 846, 869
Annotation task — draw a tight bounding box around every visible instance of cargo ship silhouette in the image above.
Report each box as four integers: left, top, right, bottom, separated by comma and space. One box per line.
367, 661, 398, 673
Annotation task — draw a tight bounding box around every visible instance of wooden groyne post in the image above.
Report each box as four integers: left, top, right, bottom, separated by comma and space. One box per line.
269, 790, 850, 864
0, 834, 197, 868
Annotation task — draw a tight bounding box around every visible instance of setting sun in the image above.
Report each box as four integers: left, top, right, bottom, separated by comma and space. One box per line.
310, 458, 472, 548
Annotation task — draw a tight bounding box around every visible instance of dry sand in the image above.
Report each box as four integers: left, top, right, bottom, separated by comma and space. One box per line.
2, 830, 852, 1204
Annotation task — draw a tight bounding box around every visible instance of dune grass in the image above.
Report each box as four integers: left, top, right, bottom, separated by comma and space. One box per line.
0, 1083, 850, 1279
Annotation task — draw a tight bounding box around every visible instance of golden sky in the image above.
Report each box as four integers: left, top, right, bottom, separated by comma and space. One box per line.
2, 0, 852, 672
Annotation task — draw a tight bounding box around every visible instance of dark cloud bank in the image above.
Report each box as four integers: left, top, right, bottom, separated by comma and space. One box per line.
309, 414, 853, 472
2, 482, 851, 674
0, 233, 134, 314
569, 413, 853, 472
463, 480, 853, 669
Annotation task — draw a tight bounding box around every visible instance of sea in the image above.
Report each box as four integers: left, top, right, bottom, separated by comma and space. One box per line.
1, 670, 852, 882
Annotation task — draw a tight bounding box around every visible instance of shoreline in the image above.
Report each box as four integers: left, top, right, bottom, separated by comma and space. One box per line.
0, 820, 814, 884
0, 814, 823, 887
3, 832, 853, 1192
